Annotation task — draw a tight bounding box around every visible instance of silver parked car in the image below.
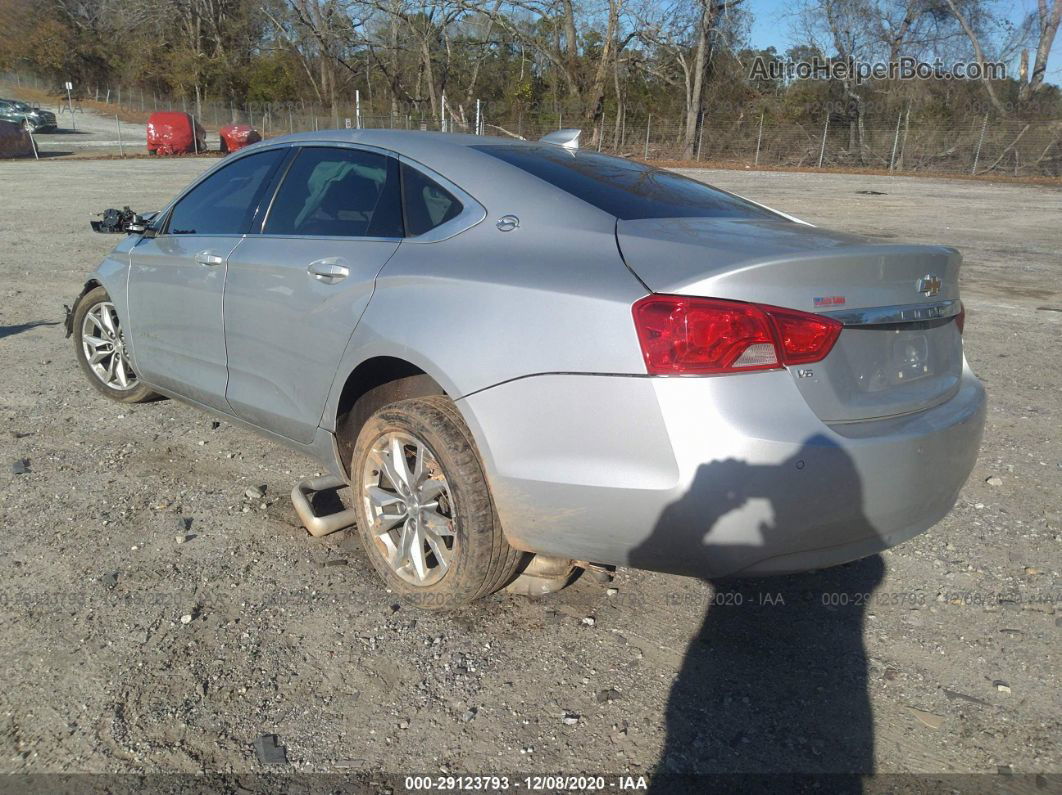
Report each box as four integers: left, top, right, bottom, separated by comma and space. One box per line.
69, 130, 986, 605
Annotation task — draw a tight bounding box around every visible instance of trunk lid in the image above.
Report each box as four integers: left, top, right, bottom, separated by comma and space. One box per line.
617, 217, 965, 423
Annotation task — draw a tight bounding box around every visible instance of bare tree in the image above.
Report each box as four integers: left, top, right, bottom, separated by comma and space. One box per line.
1020, 0, 1061, 100
942, 0, 1008, 113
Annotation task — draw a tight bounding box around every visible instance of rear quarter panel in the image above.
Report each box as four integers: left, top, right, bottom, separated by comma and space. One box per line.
320, 181, 650, 431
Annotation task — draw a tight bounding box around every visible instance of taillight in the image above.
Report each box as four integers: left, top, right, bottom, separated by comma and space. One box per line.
632, 294, 842, 375
765, 306, 843, 365
955, 303, 965, 334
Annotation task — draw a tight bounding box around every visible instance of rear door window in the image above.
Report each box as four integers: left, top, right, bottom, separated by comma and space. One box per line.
167, 148, 286, 235
401, 163, 464, 237
264, 147, 404, 238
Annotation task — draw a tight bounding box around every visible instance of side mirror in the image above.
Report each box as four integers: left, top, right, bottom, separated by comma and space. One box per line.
91, 207, 158, 236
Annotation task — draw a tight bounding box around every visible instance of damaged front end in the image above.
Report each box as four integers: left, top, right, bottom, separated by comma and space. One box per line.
66, 206, 158, 336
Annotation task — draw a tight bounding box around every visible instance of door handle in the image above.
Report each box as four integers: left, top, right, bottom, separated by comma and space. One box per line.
194, 250, 224, 267
307, 257, 350, 284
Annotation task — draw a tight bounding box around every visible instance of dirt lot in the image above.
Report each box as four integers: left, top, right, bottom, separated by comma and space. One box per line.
0, 156, 1059, 783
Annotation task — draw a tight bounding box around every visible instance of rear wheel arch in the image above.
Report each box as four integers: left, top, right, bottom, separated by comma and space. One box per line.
334, 357, 447, 474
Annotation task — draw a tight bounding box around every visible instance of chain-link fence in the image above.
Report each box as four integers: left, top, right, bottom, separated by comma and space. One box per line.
3, 70, 1060, 177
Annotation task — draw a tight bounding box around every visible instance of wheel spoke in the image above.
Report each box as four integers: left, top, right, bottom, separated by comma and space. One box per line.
420, 511, 453, 537
373, 445, 407, 496
105, 353, 118, 382
397, 518, 415, 563
407, 526, 429, 581
423, 529, 451, 571
115, 357, 129, 388
368, 484, 403, 507
100, 306, 118, 336
389, 435, 413, 491
419, 478, 447, 501
89, 347, 112, 364
369, 491, 407, 534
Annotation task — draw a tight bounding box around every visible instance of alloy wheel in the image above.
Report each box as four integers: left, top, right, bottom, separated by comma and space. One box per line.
360, 431, 455, 586
81, 301, 139, 390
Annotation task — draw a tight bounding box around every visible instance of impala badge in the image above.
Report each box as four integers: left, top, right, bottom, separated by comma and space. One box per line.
917, 274, 942, 297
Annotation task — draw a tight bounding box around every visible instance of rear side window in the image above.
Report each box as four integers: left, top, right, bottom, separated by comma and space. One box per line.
471, 145, 779, 221
265, 147, 404, 238
401, 163, 463, 237
168, 148, 285, 235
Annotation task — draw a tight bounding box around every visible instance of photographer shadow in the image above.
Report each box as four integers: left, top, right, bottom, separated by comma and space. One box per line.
630, 435, 885, 788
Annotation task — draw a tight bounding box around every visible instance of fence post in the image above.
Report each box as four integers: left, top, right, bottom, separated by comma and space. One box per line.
66, 82, 77, 131
697, 123, 704, 161
598, 112, 605, 151
355, 90, 362, 129
898, 103, 911, 171
888, 110, 902, 172
818, 114, 830, 168
193, 118, 198, 155
644, 114, 651, 160
754, 111, 764, 166
440, 94, 447, 132
115, 115, 124, 157
972, 114, 988, 175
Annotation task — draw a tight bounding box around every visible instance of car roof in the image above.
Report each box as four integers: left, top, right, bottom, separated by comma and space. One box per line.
263, 128, 538, 153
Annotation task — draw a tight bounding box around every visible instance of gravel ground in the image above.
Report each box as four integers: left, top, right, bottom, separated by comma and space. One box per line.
0, 157, 1059, 780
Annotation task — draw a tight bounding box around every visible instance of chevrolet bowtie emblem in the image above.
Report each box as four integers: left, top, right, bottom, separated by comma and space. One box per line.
917, 274, 942, 297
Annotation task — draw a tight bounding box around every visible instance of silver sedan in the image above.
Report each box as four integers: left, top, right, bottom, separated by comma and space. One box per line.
69, 129, 986, 605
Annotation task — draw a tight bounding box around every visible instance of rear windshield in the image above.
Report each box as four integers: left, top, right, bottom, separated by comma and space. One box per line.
472, 145, 780, 221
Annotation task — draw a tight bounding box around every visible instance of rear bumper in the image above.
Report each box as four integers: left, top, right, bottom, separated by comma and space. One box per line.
460, 364, 985, 579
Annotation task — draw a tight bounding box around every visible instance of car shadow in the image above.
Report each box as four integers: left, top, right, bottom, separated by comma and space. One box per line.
629, 436, 885, 790
0, 321, 59, 340
34, 127, 89, 135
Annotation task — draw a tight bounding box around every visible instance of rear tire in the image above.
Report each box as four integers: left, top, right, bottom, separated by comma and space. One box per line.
73, 287, 158, 404
350, 396, 523, 607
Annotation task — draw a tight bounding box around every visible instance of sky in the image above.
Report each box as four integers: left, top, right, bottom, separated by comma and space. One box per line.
745, 0, 1062, 84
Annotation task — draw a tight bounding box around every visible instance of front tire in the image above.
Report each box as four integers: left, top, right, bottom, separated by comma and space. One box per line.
73, 287, 158, 403
350, 396, 523, 607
